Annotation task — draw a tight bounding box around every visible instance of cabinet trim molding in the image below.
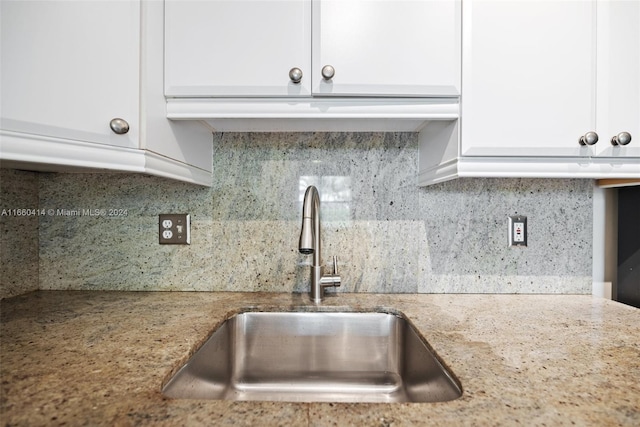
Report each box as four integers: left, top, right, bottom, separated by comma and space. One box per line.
418, 156, 640, 186
0, 130, 145, 170
143, 150, 211, 186
166, 98, 459, 132
0, 130, 211, 186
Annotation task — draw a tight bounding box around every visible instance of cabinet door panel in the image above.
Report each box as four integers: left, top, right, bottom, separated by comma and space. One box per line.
461, 0, 595, 157
312, 0, 460, 97
0, 0, 140, 149
596, 0, 640, 159
165, 0, 311, 97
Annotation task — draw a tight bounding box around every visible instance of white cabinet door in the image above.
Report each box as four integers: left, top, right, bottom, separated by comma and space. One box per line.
164, 0, 311, 97
595, 0, 640, 159
0, 0, 140, 149
461, 0, 596, 157
312, 0, 460, 97
165, 0, 460, 98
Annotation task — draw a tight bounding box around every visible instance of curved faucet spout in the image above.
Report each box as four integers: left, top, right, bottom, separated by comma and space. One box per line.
298, 185, 340, 303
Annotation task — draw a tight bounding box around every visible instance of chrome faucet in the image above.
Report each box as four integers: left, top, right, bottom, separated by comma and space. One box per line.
299, 185, 341, 302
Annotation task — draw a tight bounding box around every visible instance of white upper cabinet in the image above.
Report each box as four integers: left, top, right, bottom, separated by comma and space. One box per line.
460, 0, 596, 158
1, 1, 213, 186
164, 0, 460, 98
419, 0, 639, 185
312, 0, 460, 97
164, 0, 312, 97
1, 0, 141, 149
595, 0, 640, 159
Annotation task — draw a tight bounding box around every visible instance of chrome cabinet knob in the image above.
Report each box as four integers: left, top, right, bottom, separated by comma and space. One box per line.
289, 67, 303, 84
579, 131, 599, 145
611, 132, 632, 146
321, 65, 335, 80
109, 118, 130, 135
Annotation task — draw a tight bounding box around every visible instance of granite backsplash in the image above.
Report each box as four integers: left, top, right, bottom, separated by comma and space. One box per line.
1, 132, 592, 297
0, 169, 39, 298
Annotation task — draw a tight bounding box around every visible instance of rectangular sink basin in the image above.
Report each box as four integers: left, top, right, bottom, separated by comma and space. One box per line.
162, 310, 462, 403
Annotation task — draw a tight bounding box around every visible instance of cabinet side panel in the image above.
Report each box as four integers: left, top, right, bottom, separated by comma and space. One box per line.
418, 120, 459, 185
143, 0, 213, 174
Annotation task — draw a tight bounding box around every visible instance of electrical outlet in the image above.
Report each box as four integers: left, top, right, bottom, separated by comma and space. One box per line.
508, 215, 527, 247
159, 214, 190, 245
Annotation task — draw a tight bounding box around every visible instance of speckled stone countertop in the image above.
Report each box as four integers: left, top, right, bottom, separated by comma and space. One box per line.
1, 292, 639, 426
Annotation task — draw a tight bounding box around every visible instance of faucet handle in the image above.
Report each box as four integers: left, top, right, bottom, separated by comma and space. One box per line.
320, 256, 341, 289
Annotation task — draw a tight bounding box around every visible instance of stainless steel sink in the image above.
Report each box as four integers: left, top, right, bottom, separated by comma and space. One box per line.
162, 310, 462, 403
